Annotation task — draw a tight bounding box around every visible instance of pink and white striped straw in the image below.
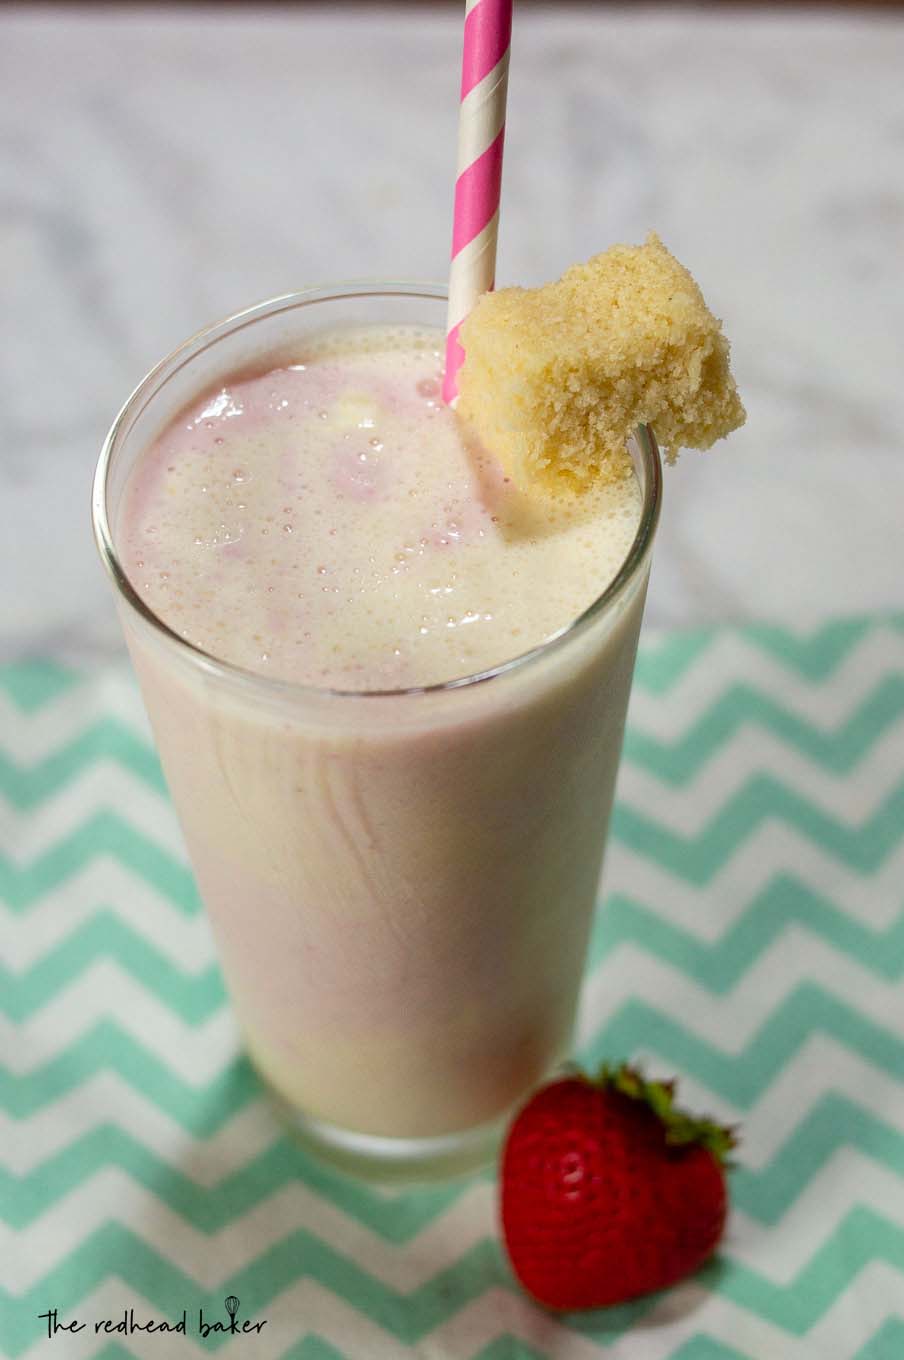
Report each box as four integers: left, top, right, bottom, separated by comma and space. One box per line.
442, 0, 513, 406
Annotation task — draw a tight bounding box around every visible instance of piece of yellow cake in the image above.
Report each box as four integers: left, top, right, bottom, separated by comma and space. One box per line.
456, 233, 745, 494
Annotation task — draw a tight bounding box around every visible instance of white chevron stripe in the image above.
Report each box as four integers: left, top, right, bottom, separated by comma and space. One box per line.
456, 57, 508, 176
1, 973, 237, 1079
1, 960, 226, 1059
19, 928, 896, 1098
580, 936, 904, 1050
5, 1145, 900, 1297
7, 698, 901, 850
4, 627, 900, 764
5, 782, 897, 956
0, 1173, 494, 1294
675, 1037, 904, 1162
11, 1259, 904, 1359
0, 1078, 274, 1176
16, 1280, 403, 1359
423, 1284, 784, 1359
5, 1038, 897, 1195
0, 863, 211, 969
603, 829, 904, 940
629, 625, 904, 737
0, 764, 185, 862
0, 667, 149, 764
430, 1270, 904, 1360
7, 723, 898, 872
729, 1151, 904, 1282
815, 1262, 904, 1359
619, 719, 904, 830
13, 1279, 611, 1360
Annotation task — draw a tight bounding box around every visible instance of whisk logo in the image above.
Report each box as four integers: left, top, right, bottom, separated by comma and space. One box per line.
199, 1295, 268, 1337
38, 1295, 268, 1341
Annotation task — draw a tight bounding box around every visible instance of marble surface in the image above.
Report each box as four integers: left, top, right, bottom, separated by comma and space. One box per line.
2, 5, 902, 664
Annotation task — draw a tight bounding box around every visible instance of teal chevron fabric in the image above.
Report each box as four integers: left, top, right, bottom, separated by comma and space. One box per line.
2, 618, 903, 1359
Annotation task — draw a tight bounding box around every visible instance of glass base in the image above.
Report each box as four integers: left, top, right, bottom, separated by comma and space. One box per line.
268, 1086, 505, 1184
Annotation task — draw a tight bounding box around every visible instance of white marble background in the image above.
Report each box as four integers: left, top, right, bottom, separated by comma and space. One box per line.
2, 4, 902, 663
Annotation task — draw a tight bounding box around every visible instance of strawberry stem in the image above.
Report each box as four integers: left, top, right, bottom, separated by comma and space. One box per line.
593, 1062, 739, 1166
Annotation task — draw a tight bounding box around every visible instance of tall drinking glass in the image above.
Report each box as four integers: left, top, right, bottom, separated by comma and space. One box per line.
93, 285, 661, 1179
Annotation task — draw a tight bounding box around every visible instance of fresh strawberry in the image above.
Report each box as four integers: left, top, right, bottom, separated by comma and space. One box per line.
500, 1064, 736, 1311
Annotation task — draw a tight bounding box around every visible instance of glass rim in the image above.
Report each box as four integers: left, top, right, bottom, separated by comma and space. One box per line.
92, 281, 662, 702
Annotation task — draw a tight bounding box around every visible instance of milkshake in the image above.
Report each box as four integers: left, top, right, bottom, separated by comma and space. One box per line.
94, 285, 659, 1174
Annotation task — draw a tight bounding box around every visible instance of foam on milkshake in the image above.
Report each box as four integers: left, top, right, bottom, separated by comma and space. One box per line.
119, 325, 641, 690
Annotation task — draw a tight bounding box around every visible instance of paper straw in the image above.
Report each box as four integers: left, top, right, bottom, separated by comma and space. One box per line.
442, 0, 513, 406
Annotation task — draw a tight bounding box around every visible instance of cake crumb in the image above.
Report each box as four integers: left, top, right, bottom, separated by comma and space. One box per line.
456, 233, 746, 494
